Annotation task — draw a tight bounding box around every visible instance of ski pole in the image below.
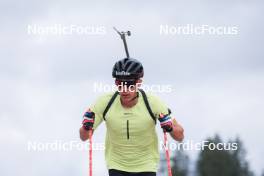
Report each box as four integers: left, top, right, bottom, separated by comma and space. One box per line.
163, 130, 172, 176
113, 27, 131, 58
89, 130, 93, 176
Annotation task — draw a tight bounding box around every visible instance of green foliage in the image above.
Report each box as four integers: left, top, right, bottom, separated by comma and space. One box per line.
196, 134, 254, 176
261, 171, 264, 176
159, 134, 255, 176
158, 146, 189, 176
171, 149, 189, 176
159, 144, 189, 176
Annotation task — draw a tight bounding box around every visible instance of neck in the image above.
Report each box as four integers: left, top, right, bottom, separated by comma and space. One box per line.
120, 93, 139, 108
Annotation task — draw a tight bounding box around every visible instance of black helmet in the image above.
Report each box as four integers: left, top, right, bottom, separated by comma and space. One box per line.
112, 58, 144, 79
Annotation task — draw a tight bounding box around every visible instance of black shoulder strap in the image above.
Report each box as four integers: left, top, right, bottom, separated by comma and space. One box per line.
103, 91, 119, 120
139, 89, 157, 124
103, 89, 171, 123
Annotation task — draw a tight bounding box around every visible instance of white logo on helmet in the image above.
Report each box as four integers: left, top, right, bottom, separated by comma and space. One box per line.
115, 71, 131, 76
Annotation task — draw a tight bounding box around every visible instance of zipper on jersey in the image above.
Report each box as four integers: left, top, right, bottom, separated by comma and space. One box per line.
126, 120, 130, 140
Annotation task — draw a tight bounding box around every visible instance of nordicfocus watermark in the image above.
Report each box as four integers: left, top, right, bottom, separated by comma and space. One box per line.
27, 140, 105, 152
160, 24, 239, 35
27, 140, 238, 152
93, 82, 173, 93
27, 24, 106, 36
160, 140, 238, 151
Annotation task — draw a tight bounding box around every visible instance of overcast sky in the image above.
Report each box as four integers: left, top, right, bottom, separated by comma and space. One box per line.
0, 0, 264, 175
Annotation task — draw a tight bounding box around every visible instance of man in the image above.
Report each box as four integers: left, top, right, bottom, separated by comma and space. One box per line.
80, 58, 184, 176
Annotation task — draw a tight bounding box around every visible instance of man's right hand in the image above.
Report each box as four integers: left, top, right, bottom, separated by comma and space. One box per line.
82, 109, 95, 130
158, 113, 173, 132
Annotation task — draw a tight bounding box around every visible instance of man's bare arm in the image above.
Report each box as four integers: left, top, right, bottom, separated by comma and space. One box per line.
170, 119, 184, 141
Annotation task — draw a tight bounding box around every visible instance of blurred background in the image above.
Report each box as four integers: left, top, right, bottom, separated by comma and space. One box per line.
0, 0, 263, 175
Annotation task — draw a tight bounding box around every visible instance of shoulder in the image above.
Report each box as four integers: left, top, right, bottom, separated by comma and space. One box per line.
143, 91, 164, 105
91, 91, 118, 111
139, 90, 167, 108
94, 92, 117, 104
140, 90, 169, 115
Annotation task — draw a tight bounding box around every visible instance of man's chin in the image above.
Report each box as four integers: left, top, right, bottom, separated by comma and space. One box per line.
121, 95, 133, 101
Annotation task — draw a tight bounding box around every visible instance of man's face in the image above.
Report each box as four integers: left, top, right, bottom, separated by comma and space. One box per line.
115, 79, 142, 100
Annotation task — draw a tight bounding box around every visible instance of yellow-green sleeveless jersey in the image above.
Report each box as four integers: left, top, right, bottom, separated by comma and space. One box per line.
91, 91, 169, 172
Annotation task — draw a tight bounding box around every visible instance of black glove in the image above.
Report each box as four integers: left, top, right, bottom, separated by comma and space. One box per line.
82, 110, 95, 130
158, 113, 173, 132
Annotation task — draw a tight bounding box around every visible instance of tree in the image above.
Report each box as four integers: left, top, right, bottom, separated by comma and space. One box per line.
158, 145, 189, 176
158, 150, 167, 175
229, 137, 254, 176
196, 134, 254, 176
171, 149, 189, 176
261, 170, 264, 176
